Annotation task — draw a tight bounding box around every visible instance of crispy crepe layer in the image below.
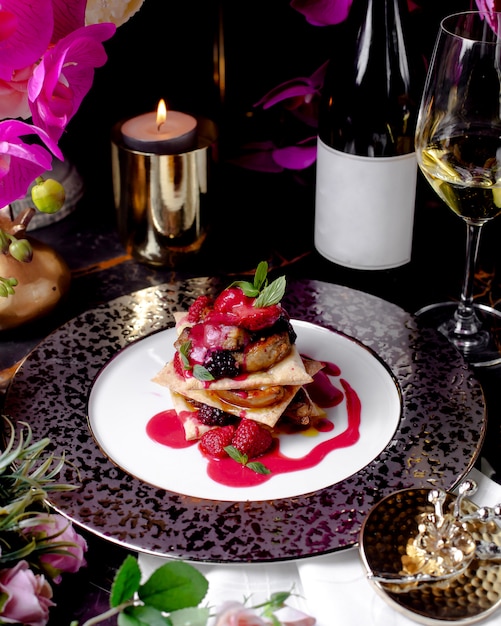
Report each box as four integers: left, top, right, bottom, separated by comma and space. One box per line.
153, 346, 313, 391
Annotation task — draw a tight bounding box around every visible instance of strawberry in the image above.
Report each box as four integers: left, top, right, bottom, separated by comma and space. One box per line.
199, 425, 235, 458
211, 287, 283, 331
231, 419, 273, 459
213, 287, 246, 313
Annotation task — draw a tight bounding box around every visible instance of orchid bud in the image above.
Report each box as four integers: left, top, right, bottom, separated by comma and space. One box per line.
9, 238, 33, 262
31, 177, 65, 214
0, 277, 18, 297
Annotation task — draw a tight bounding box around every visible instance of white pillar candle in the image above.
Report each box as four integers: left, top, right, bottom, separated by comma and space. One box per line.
121, 100, 197, 154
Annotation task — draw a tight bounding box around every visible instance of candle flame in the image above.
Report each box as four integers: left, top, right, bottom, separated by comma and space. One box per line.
156, 99, 167, 131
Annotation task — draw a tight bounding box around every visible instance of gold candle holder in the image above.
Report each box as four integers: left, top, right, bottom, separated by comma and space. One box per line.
111, 117, 217, 267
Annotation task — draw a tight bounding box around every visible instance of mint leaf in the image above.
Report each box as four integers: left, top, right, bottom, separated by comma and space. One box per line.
253, 261, 269, 292
110, 554, 141, 607
254, 276, 286, 308
139, 561, 209, 612
224, 445, 247, 464
246, 461, 272, 475
224, 445, 271, 475
179, 342, 192, 370
193, 364, 214, 381
229, 280, 259, 297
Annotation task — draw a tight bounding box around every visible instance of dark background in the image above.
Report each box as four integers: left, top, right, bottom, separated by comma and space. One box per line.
4, 2, 501, 623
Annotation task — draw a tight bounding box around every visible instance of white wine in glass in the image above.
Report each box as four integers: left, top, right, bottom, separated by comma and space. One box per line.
415, 10, 501, 367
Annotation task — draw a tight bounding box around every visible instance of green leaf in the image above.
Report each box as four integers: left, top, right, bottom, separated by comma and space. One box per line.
179, 342, 192, 370
253, 261, 269, 292
110, 555, 142, 607
170, 607, 210, 626
256, 590, 291, 612
193, 365, 214, 381
139, 561, 209, 612
120, 604, 172, 626
224, 446, 272, 475
254, 276, 286, 308
229, 280, 259, 297
224, 445, 247, 465
246, 461, 272, 475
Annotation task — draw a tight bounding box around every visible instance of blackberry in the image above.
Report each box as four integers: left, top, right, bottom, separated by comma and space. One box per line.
198, 404, 235, 426
203, 349, 239, 379
273, 315, 297, 344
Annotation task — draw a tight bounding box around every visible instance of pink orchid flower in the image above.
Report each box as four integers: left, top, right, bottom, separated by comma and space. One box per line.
0, 66, 33, 120
255, 62, 327, 112
0, 120, 63, 207
474, 0, 501, 31
0, 560, 54, 626
291, 0, 420, 25
232, 137, 317, 173
0, 0, 53, 81
246, 63, 325, 172
28, 22, 116, 142
290, 0, 353, 26
27, 514, 88, 584
254, 62, 327, 127
51, 0, 88, 42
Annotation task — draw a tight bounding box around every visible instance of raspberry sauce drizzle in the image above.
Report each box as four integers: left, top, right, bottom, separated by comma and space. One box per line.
146, 364, 362, 489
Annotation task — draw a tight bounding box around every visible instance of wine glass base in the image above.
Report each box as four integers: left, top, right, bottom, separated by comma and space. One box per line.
415, 302, 501, 368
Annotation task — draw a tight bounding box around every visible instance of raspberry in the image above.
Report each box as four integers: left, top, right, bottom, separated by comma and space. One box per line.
199, 425, 235, 458
173, 352, 185, 377
231, 419, 273, 459
203, 349, 239, 379
198, 404, 235, 426
187, 295, 213, 323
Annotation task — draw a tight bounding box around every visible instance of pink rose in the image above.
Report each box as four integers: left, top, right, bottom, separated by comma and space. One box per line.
28, 514, 88, 583
214, 601, 269, 626
0, 560, 54, 626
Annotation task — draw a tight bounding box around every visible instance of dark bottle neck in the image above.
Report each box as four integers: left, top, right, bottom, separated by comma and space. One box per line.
349, 0, 412, 99
319, 0, 421, 156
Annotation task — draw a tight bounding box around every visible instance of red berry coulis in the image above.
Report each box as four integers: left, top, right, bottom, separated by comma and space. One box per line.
146, 359, 361, 489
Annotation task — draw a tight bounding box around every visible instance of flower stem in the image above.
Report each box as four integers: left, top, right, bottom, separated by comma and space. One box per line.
78, 600, 135, 626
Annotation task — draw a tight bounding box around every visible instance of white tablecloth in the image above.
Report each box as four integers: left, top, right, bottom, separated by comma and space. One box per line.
138, 468, 501, 625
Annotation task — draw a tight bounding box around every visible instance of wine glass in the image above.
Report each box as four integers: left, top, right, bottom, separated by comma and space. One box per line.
415, 10, 501, 367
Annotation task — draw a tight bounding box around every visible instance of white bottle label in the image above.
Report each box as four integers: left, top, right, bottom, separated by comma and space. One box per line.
314, 139, 417, 270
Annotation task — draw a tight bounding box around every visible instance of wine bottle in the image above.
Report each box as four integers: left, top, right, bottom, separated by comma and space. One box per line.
314, 0, 423, 270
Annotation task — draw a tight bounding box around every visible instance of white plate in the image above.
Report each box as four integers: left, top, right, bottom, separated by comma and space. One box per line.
87, 320, 402, 502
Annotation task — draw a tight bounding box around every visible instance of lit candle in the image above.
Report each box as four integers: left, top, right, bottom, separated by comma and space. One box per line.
121, 99, 198, 154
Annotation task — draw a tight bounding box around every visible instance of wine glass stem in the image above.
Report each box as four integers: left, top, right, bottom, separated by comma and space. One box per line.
454, 221, 483, 336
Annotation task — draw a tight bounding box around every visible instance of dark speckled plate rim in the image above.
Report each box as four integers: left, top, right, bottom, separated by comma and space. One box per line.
2, 278, 487, 563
